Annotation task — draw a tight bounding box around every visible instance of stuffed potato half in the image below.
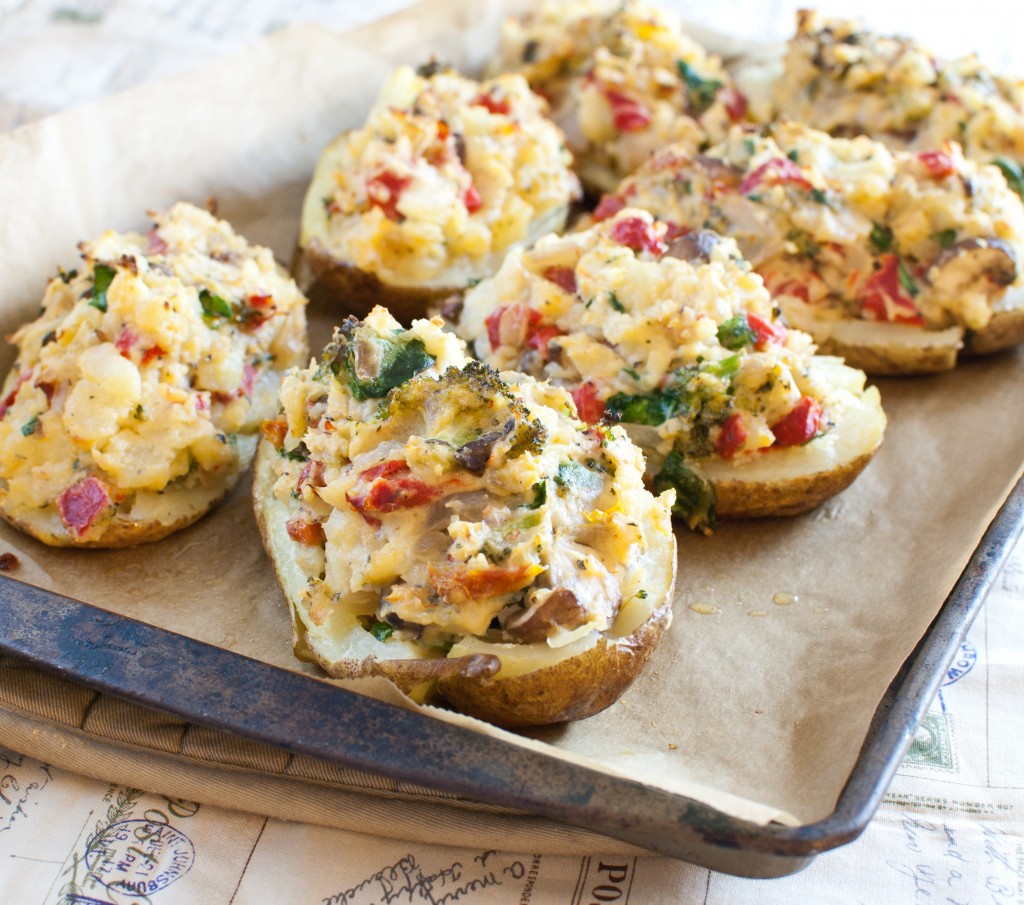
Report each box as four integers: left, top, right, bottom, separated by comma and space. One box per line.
593, 123, 1024, 375
455, 208, 887, 531
0, 202, 308, 547
253, 307, 676, 728
295, 63, 580, 323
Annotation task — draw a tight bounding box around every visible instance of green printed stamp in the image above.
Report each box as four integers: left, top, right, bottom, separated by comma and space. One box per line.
904, 712, 956, 771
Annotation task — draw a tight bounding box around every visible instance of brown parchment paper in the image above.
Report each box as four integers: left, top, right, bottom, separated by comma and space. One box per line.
0, 0, 1022, 829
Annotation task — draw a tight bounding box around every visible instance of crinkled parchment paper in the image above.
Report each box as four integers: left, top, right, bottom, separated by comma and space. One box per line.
0, 0, 1021, 828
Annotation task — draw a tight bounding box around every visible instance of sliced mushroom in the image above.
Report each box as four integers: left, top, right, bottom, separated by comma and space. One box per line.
665, 229, 722, 264
502, 588, 589, 643
455, 419, 515, 475
929, 237, 1017, 295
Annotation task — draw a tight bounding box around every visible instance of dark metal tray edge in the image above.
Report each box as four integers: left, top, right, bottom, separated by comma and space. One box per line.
0, 472, 1020, 878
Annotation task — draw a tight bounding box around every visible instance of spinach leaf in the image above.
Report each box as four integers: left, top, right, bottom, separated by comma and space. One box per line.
652, 451, 717, 533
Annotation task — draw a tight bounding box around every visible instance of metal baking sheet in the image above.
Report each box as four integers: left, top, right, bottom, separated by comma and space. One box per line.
0, 473, 1020, 877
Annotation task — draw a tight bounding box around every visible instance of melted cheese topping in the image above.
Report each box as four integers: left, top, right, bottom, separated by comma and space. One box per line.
488, 0, 743, 191
455, 207, 855, 469
604, 123, 1024, 331
0, 202, 308, 542
774, 11, 1024, 171
269, 307, 672, 653
300, 65, 580, 289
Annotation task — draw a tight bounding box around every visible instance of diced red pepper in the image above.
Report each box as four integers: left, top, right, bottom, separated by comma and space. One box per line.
603, 88, 652, 132
609, 215, 667, 257
720, 87, 749, 123
542, 266, 577, 294
286, 516, 326, 546
57, 475, 111, 538
592, 194, 626, 223
571, 382, 605, 424
918, 150, 956, 180
115, 329, 137, 357
141, 345, 166, 366
738, 157, 813, 195
859, 253, 924, 325
771, 396, 824, 447
0, 371, 31, 419
463, 183, 483, 213
485, 304, 542, 350
715, 413, 747, 459
428, 562, 536, 604
35, 381, 56, 405
525, 324, 565, 359
747, 312, 787, 349
296, 459, 326, 492
346, 460, 440, 514
366, 170, 412, 221
260, 416, 288, 449
473, 92, 511, 116
662, 221, 689, 243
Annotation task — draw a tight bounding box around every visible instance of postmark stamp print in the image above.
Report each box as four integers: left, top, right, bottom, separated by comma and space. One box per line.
84, 818, 195, 897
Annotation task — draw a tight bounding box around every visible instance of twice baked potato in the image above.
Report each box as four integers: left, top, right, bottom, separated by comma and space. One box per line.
0, 202, 308, 547
253, 307, 676, 727
486, 0, 749, 194
295, 63, 580, 323
768, 10, 1024, 195
455, 208, 887, 531
592, 123, 1024, 374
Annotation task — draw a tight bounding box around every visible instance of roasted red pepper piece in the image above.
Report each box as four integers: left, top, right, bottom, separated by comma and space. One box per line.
428, 562, 536, 604
463, 184, 483, 213
609, 215, 667, 257
739, 157, 813, 195
918, 150, 956, 179
860, 253, 924, 325
571, 382, 605, 424
592, 195, 626, 223
541, 266, 577, 294
286, 516, 326, 546
721, 86, 749, 122
57, 475, 112, 538
747, 312, 787, 349
603, 88, 652, 132
771, 396, 824, 447
473, 92, 511, 116
366, 170, 412, 221
346, 460, 440, 514
715, 413, 747, 459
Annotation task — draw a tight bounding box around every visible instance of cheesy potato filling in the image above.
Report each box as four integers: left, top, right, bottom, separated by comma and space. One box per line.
773, 11, 1024, 185
300, 64, 580, 289
597, 123, 1024, 333
455, 208, 878, 529
0, 202, 308, 543
267, 307, 672, 654
487, 0, 746, 191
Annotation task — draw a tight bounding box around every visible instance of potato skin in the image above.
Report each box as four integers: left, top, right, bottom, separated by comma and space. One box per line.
964, 307, 1024, 357
436, 601, 672, 728
292, 241, 460, 325
712, 447, 880, 520
252, 438, 677, 728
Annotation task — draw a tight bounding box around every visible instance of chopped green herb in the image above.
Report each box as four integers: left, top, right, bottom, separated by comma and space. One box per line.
89, 264, 116, 312
20, 416, 39, 437
743, 138, 757, 155
199, 288, 234, 320
608, 291, 625, 313
705, 354, 740, 379
636, 589, 648, 599
930, 228, 957, 249
526, 481, 547, 509
869, 222, 893, 253
653, 451, 717, 533
993, 157, 1024, 199
716, 314, 756, 350
676, 59, 722, 114
58, 268, 77, 284
605, 390, 681, 426
786, 229, 820, 259
133, 404, 146, 421
370, 621, 394, 642
280, 444, 310, 462
786, 149, 799, 162
809, 187, 830, 206
897, 260, 920, 298
622, 366, 641, 381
